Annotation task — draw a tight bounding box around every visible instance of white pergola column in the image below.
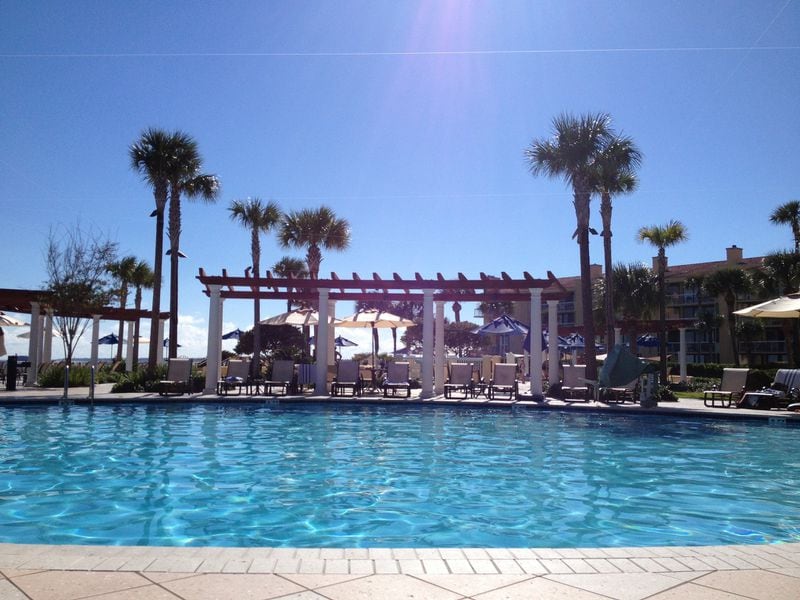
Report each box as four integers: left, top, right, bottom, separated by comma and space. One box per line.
156, 319, 165, 363
328, 299, 336, 367
125, 322, 135, 372
679, 327, 687, 383
614, 327, 622, 347
529, 289, 543, 398
547, 299, 559, 385
42, 309, 53, 364
89, 314, 101, 369
315, 288, 331, 394
421, 289, 434, 398
26, 301, 41, 386
434, 300, 445, 395
204, 285, 222, 394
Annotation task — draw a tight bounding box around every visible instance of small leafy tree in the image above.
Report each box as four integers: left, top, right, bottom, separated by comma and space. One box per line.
45, 225, 118, 364
234, 324, 307, 362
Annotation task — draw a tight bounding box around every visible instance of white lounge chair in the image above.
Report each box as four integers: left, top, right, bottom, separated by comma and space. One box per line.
562, 364, 589, 401
703, 368, 749, 407
383, 361, 411, 398
158, 358, 193, 396
218, 358, 249, 395
488, 363, 518, 401
444, 363, 473, 399
263, 360, 294, 396
332, 360, 361, 396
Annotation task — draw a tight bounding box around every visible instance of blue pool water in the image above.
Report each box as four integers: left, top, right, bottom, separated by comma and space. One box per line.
0, 403, 799, 548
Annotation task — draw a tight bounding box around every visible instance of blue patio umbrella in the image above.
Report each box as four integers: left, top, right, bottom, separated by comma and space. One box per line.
309, 335, 358, 347
523, 330, 569, 352
163, 339, 181, 348
222, 328, 245, 340
98, 333, 119, 359
473, 314, 530, 336
636, 334, 660, 347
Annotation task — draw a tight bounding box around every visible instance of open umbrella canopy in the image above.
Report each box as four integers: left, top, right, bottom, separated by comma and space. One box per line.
98, 333, 119, 345
599, 345, 657, 388
523, 330, 569, 352
222, 328, 245, 340
17, 329, 62, 339
260, 308, 329, 326
309, 335, 358, 347
734, 293, 800, 318
0, 312, 28, 327
336, 309, 416, 329
473, 314, 529, 336
636, 334, 660, 347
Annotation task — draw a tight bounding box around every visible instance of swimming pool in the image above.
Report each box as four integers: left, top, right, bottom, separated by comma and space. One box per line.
1, 403, 798, 548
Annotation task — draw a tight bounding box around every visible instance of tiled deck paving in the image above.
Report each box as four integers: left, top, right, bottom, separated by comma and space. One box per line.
2, 385, 799, 597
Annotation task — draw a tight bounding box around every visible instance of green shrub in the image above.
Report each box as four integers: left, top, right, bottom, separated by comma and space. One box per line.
39, 364, 92, 387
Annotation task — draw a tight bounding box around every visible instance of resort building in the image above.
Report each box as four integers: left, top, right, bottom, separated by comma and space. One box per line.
494, 245, 783, 366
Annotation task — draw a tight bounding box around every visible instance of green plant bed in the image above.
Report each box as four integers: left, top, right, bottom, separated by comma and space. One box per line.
674, 391, 705, 400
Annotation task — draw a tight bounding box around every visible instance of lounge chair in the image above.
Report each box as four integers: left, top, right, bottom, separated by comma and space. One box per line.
605, 378, 638, 404
158, 358, 193, 396
737, 368, 800, 409
296, 363, 315, 392
444, 363, 473, 399
488, 363, 518, 401
562, 364, 589, 401
383, 361, 411, 398
263, 360, 294, 396
703, 368, 749, 407
218, 359, 249, 395
332, 359, 361, 396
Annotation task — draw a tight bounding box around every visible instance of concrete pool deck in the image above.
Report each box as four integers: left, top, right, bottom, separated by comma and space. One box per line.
2, 385, 799, 598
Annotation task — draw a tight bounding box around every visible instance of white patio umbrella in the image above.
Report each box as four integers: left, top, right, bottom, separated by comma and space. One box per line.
336, 309, 416, 366
259, 308, 326, 326
734, 293, 800, 318
17, 329, 62, 339
0, 312, 28, 327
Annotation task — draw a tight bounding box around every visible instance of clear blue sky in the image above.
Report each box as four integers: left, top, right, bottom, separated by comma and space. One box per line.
1, 0, 798, 359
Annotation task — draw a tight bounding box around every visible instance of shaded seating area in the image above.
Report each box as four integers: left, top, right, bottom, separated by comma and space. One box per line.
158, 358, 193, 396
331, 359, 361, 396
561, 364, 589, 401
263, 360, 294, 396
383, 361, 411, 398
487, 362, 518, 401
217, 358, 248, 395
703, 368, 749, 407
738, 368, 800, 410
444, 362, 473, 399
598, 345, 653, 404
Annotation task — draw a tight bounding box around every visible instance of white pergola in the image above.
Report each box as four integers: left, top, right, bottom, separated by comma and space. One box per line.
197, 269, 571, 398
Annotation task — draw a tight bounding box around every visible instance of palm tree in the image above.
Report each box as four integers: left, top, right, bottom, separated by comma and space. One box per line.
272, 256, 309, 311
612, 263, 659, 351
526, 112, 614, 381
637, 220, 688, 382
106, 256, 138, 362
703, 268, 752, 367
229, 198, 282, 376
129, 259, 154, 369
594, 134, 642, 347
165, 133, 220, 358
278, 206, 351, 280
769, 200, 800, 253
129, 128, 175, 370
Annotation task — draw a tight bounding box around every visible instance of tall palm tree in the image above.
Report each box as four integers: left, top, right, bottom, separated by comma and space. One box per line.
753, 251, 800, 365
106, 256, 138, 362
703, 268, 752, 367
229, 198, 282, 376
637, 220, 688, 382
594, 134, 642, 347
526, 112, 614, 381
165, 134, 220, 358
129, 259, 154, 369
769, 200, 800, 253
129, 128, 175, 370
272, 256, 309, 311
278, 206, 351, 280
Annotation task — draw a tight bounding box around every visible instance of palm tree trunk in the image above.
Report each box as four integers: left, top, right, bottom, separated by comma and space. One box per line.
251, 229, 261, 379
658, 251, 668, 384
574, 189, 597, 381
600, 193, 614, 347
148, 208, 165, 371
132, 287, 142, 369
725, 295, 739, 367
167, 184, 181, 359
